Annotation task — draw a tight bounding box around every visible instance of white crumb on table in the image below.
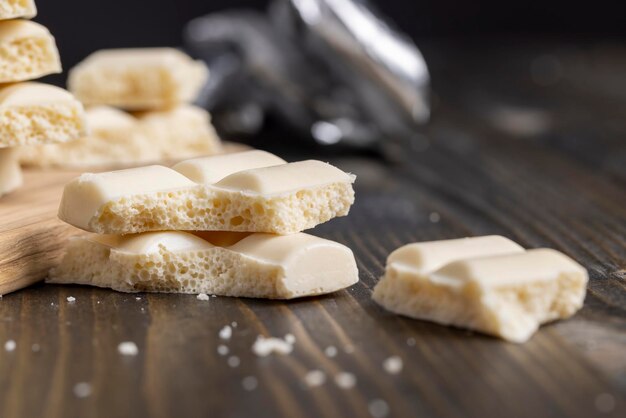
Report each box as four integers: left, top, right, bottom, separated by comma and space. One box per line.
325, 346, 338, 358
135, 297, 141, 301
334, 372, 356, 389
284, 333, 296, 345
219, 325, 232, 340
73, 382, 92, 398
227, 355, 240, 368
304, 370, 326, 387
4, 339, 16, 352
242, 376, 258, 391
252, 335, 294, 357
66, 296, 76, 303
217, 344, 229, 356
196, 293, 210, 301
369, 399, 390, 418
383, 356, 403, 374
117, 341, 139, 356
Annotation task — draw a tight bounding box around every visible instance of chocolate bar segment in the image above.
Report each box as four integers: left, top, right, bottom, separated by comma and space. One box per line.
49, 231, 359, 299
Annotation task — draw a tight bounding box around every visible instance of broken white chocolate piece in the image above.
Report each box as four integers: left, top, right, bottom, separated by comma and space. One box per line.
48, 231, 359, 299
134, 105, 221, 160
172, 150, 286, 184
19, 105, 221, 168
19, 106, 142, 168
0, 147, 22, 196
0, 0, 37, 21
68, 48, 208, 110
0, 82, 87, 147
373, 236, 588, 343
58, 154, 355, 235
0, 20, 61, 83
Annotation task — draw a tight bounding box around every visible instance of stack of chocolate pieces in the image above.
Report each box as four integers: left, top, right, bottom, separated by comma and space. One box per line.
0, 0, 87, 196
49, 150, 360, 299
20, 47, 221, 169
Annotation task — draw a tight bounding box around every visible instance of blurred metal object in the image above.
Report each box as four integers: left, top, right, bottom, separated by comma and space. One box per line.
184, 0, 430, 151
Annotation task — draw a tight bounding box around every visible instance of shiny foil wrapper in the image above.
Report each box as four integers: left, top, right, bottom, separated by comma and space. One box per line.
185, 0, 430, 153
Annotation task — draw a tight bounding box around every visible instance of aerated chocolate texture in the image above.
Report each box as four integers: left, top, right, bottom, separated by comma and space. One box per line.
58, 151, 356, 235
0, 20, 61, 83
0, 83, 88, 147
49, 231, 359, 299
19, 105, 222, 168
373, 236, 588, 343
0, 0, 37, 22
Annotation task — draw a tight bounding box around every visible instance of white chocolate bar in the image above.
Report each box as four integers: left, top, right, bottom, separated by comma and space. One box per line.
0, 20, 61, 83
373, 236, 588, 343
19, 105, 222, 168
0, 82, 87, 147
58, 153, 356, 235
48, 231, 359, 299
173, 150, 286, 184
0, 147, 22, 196
68, 48, 208, 110
0, 0, 37, 21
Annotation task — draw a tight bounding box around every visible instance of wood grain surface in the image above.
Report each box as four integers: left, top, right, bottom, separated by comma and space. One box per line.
0, 169, 83, 295
0, 43, 625, 418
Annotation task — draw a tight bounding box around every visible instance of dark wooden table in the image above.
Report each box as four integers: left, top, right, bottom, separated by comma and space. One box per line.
0, 41, 624, 418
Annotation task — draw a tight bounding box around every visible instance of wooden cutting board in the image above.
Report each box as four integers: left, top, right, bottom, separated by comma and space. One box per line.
0, 168, 84, 295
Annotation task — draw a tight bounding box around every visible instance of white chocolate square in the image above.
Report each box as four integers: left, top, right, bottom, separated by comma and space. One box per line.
0, 0, 37, 21
0, 20, 61, 83
48, 231, 359, 299
385, 235, 525, 274
173, 150, 286, 184
58, 152, 356, 235
0, 82, 88, 147
0, 147, 22, 197
19, 105, 222, 168
68, 48, 208, 110
373, 236, 588, 342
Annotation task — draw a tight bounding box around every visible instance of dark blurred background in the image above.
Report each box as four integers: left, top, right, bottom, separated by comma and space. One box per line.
33, 0, 626, 173
37, 0, 626, 76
